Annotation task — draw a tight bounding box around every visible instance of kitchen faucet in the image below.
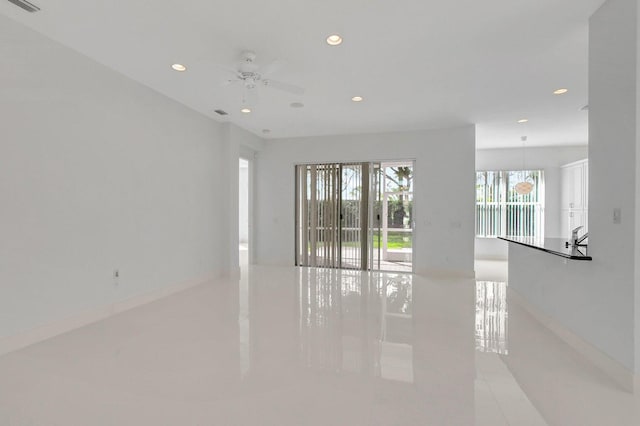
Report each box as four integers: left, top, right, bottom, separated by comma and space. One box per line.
571, 226, 588, 247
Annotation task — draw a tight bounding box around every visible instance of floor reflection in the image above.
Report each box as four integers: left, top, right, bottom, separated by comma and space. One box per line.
475, 281, 508, 355
297, 269, 413, 382
244, 266, 475, 423
5, 264, 635, 425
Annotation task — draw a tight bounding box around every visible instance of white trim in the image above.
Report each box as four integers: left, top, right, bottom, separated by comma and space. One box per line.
560, 158, 588, 169
0, 274, 218, 357
509, 288, 638, 393
474, 255, 509, 261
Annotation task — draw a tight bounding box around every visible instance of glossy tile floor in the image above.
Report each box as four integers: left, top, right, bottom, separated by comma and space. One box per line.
1, 261, 639, 425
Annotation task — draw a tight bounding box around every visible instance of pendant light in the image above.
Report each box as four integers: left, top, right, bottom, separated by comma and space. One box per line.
514, 135, 534, 195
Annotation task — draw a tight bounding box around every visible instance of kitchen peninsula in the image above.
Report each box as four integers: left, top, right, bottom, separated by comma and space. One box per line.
498, 235, 637, 391
497, 236, 591, 261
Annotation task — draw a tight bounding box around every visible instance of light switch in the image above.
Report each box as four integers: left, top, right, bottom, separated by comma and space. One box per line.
613, 208, 622, 224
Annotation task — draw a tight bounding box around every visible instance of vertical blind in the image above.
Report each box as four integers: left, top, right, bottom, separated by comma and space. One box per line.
295, 163, 371, 270
475, 170, 544, 239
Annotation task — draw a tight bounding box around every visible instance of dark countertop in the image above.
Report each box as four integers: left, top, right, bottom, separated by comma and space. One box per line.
498, 236, 592, 261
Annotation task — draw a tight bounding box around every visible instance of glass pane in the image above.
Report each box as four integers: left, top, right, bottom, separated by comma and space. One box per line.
476, 172, 486, 203
476, 169, 544, 239
384, 166, 413, 193
340, 164, 362, 269
379, 162, 413, 273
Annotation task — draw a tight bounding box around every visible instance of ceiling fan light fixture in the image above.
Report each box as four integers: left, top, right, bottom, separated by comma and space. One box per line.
240, 108, 252, 114
171, 63, 187, 72
223, 51, 306, 102
326, 34, 343, 46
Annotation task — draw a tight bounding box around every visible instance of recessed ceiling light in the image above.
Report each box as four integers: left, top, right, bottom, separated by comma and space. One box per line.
171, 63, 187, 72
517, 118, 529, 123
290, 102, 304, 108
351, 96, 364, 102
241, 108, 251, 114
553, 88, 568, 95
326, 34, 343, 46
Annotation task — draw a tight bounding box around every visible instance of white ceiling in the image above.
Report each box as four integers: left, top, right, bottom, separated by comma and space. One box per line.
0, 0, 606, 148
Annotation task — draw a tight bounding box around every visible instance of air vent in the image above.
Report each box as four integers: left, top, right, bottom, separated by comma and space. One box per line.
6, 0, 40, 12
214, 109, 228, 116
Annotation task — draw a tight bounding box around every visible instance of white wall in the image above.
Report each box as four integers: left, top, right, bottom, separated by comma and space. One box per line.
0, 16, 231, 340
589, 0, 638, 374
509, 0, 639, 377
636, 0, 640, 381
255, 126, 476, 276
475, 146, 588, 260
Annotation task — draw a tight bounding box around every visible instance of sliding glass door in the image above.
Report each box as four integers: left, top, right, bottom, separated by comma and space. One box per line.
380, 162, 413, 271
295, 163, 340, 268
296, 163, 378, 270
339, 163, 368, 269
296, 161, 411, 272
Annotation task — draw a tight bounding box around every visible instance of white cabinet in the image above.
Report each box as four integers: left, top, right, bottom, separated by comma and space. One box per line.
561, 162, 585, 210
560, 159, 588, 239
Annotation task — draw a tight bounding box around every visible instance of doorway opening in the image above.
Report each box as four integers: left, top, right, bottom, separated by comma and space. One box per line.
238, 157, 251, 376
295, 161, 413, 272
239, 158, 250, 266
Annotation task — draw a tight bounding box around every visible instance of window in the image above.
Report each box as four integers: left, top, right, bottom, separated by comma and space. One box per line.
475, 170, 544, 238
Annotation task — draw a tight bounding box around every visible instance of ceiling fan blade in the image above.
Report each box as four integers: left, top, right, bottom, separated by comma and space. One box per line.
263, 79, 305, 95
259, 59, 284, 77
211, 63, 243, 80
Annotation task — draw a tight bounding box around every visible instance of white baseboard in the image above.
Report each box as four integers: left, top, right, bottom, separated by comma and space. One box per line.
0, 273, 217, 357
474, 256, 509, 261
509, 288, 638, 393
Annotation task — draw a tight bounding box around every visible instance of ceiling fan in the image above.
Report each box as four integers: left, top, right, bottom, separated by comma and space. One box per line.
223, 51, 305, 101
